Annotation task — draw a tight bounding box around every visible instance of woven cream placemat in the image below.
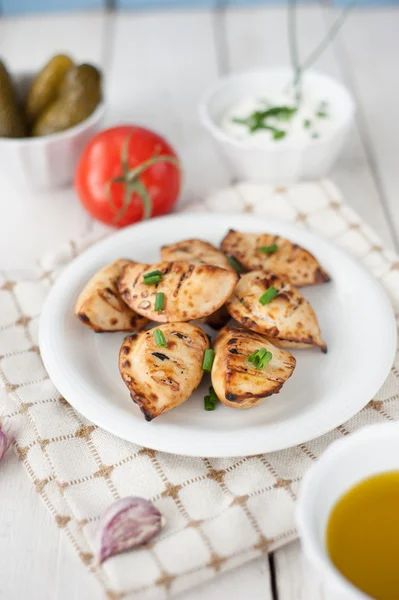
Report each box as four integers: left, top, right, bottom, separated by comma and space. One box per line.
1, 180, 399, 600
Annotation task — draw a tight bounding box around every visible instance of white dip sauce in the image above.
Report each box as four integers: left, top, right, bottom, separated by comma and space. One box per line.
221, 88, 337, 145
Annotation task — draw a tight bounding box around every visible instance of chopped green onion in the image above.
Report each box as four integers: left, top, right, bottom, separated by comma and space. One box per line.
227, 255, 245, 274
304, 119, 312, 129
258, 244, 278, 254
259, 286, 278, 305
273, 129, 286, 140
144, 274, 162, 284
202, 348, 215, 372
143, 270, 162, 285
316, 111, 328, 118
204, 386, 219, 411
153, 329, 167, 347
154, 292, 165, 312
144, 270, 162, 278
247, 348, 273, 370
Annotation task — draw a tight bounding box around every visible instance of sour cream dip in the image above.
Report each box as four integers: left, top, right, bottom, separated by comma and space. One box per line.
221, 89, 337, 146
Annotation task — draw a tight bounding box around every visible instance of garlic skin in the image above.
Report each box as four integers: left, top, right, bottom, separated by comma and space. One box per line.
98, 496, 162, 563
0, 422, 13, 463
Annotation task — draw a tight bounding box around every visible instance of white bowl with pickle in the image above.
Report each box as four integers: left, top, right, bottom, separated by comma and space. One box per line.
199, 67, 355, 184
0, 55, 104, 189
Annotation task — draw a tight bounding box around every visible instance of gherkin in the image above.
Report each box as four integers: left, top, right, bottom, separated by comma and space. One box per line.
25, 54, 74, 124
32, 64, 101, 137
0, 60, 25, 138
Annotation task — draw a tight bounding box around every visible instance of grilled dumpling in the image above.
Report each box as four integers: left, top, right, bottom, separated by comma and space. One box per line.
161, 239, 233, 330
201, 304, 231, 330
118, 261, 238, 323
212, 326, 296, 409
75, 259, 148, 333
221, 229, 330, 287
119, 323, 210, 421
161, 239, 233, 271
226, 271, 327, 352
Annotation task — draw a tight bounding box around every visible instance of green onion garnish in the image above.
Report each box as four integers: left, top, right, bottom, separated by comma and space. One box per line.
153, 329, 167, 347
204, 386, 219, 411
143, 270, 162, 285
227, 255, 245, 274
202, 348, 215, 372
144, 275, 162, 284
154, 292, 165, 312
247, 348, 273, 370
258, 244, 278, 254
259, 286, 278, 305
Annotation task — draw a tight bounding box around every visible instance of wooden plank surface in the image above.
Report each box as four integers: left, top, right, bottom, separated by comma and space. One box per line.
335, 7, 399, 248
0, 11, 107, 269
104, 8, 231, 208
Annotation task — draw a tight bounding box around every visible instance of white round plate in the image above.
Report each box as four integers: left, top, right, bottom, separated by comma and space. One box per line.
39, 213, 396, 457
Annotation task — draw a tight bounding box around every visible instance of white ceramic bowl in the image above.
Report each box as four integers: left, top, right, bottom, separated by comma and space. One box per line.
0, 71, 105, 189
297, 423, 399, 599
199, 67, 355, 184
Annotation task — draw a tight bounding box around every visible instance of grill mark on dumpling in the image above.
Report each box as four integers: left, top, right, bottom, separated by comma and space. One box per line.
151, 352, 169, 361
98, 289, 124, 312
173, 332, 187, 339
105, 286, 118, 296
291, 297, 304, 312
78, 313, 90, 324
132, 265, 148, 287
170, 357, 186, 370
173, 263, 195, 298
229, 366, 253, 375
162, 264, 172, 277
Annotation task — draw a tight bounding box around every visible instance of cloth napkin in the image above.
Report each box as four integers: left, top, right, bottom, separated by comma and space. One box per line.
1, 180, 399, 600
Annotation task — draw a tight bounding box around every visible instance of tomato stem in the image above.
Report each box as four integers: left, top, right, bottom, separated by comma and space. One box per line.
125, 154, 180, 183
105, 133, 180, 225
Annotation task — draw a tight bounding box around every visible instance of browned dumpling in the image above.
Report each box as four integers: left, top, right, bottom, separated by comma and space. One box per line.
75, 259, 148, 333
226, 271, 327, 352
212, 326, 296, 409
161, 238, 233, 271
161, 238, 233, 330
221, 230, 330, 287
119, 323, 210, 421
118, 261, 238, 323
200, 304, 231, 330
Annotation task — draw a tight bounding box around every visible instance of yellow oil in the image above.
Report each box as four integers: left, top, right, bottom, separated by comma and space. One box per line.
327, 471, 399, 600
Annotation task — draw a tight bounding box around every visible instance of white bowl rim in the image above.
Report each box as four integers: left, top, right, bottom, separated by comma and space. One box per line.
0, 69, 105, 145
199, 65, 356, 151
296, 422, 399, 599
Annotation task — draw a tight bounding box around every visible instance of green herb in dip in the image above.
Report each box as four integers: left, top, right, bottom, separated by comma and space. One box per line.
222, 92, 335, 144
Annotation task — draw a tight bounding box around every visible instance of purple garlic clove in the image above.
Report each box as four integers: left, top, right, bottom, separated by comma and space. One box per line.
98, 496, 163, 563
0, 421, 13, 463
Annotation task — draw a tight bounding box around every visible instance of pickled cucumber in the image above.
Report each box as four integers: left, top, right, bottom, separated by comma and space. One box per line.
32, 64, 101, 137
25, 54, 74, 124
0, 60, 26, 138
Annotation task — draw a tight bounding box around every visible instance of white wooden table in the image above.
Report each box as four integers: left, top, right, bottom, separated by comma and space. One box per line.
0, 5, 398, 599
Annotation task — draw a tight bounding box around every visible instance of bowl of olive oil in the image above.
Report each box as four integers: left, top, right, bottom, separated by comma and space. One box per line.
297, 423, 399, 600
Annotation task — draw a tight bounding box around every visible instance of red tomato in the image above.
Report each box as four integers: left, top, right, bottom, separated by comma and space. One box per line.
75, 125, 181, 227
